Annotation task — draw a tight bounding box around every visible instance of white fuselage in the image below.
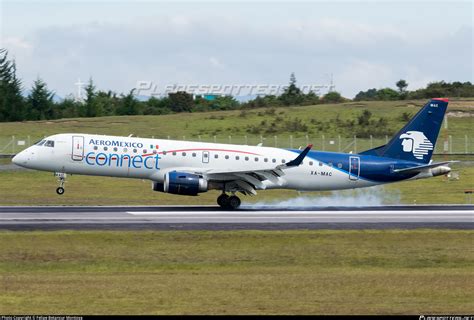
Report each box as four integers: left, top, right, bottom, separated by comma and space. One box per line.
13, 133, 377, 191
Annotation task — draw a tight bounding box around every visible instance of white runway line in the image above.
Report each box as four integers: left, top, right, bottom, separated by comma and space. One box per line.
126, 210, 473, 215
0, 207, 472, 226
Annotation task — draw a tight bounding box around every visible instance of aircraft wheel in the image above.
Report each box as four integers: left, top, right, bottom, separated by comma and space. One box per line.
227, 195, 241, 210
217, 194, 229, 207
56, 187, 65, 195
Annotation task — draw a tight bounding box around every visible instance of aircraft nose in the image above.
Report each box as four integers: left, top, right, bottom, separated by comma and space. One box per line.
12, 150, 27, 166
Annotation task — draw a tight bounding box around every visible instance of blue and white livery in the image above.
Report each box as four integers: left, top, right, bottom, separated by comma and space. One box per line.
12, 98, 455, 209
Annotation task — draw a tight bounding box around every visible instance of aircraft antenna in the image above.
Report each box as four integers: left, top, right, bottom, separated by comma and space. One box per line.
74, 78, 85, 102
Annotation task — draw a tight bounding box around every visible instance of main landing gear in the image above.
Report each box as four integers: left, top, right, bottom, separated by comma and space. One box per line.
55, 172, 66, 195
217, 193, 241, 210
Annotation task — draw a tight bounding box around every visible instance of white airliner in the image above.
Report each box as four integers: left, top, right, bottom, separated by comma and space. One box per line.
12, 99, 454, 209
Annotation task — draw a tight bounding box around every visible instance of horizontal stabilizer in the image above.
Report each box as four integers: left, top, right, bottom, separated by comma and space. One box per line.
393, 161, 458, 174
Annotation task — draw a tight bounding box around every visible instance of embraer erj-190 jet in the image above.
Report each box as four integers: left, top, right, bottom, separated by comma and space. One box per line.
13, 98, 455, 209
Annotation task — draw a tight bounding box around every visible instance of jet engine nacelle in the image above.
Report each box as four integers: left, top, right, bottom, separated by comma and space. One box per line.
152, 171, 208, 196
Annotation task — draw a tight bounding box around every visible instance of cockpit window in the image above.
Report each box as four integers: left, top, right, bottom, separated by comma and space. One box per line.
35, 140, 46, 146
44, 140, 55, 147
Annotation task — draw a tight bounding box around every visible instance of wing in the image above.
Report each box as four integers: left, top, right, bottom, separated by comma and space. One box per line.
201, 144, 313, 195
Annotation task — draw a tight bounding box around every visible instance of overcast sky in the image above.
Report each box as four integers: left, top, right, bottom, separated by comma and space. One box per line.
1, 0, 472, 98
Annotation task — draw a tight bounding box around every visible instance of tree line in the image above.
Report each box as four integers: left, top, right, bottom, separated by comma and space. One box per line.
1, 48, 473, 122
354, 79, 474, 101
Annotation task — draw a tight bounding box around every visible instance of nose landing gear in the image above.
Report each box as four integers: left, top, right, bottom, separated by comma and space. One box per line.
55, 172, 66, 195
217, 193, 241, 210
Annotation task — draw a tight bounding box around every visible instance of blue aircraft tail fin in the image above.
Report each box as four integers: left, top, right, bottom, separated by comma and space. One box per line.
360, 98, 448, 163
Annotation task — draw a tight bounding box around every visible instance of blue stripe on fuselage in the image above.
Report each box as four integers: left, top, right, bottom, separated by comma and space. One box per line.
288, 149, 422, 183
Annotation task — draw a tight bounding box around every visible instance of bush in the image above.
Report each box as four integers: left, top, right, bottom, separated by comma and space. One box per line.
322, 91, 344, 103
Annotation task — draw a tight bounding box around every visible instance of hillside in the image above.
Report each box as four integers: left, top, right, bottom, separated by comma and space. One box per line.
1, 99, 473, 205
1, 99, 473, 154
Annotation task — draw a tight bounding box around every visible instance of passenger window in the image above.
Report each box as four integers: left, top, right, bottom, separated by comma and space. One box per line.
272, 159, 276, 163
235, 156, 240, 160
264, 158, 268, 162
255, 157, 259, 162
143, 149, 147, 154
163, 151, 167, 155
123, 148, 128, 152
225, 155, 229, 159
328, 162, 333, 167
319, 162, 323, 166
153, 150, 157, 154
113, 147, 118, 152
214, 154, 219, 159
94, 146, 98, 151
133, 149, 137, 153
245, 156, 249, 161
309, 161, 313, 166
281, 159, 286, 164
172, 152, 176, 156
338, 163, 343, 168
192, 153, 196, 157
104, 147, 108, 151
182, 152, 186, 156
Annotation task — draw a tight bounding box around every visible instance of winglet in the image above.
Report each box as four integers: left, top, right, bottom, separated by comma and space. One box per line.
286, 144, 313, 167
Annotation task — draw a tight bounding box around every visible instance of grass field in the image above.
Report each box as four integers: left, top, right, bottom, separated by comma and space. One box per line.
1, 99, 473, 153
0, 230, 472, 314
0, 100, 472, 315
0, 99, 472, 206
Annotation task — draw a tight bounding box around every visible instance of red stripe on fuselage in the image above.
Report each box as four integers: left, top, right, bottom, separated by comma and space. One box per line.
156, 148, 261, 156
85, 148, 262, 160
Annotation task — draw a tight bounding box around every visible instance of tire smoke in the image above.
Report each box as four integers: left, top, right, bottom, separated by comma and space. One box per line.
244, 186, 401, 208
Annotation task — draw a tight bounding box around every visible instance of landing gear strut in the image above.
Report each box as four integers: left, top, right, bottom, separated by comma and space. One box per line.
55, 172, 66, 195
217, 193, 241, 210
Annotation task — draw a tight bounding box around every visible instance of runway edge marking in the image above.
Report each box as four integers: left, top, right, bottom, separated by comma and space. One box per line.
126, 210, 474, 215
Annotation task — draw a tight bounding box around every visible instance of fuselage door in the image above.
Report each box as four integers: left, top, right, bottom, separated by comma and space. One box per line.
72, 136, 84, 161
349, 156, 360, 180
202, 151, 209, 164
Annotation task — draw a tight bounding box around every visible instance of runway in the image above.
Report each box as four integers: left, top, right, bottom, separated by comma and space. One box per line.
0, 205, 472, 230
